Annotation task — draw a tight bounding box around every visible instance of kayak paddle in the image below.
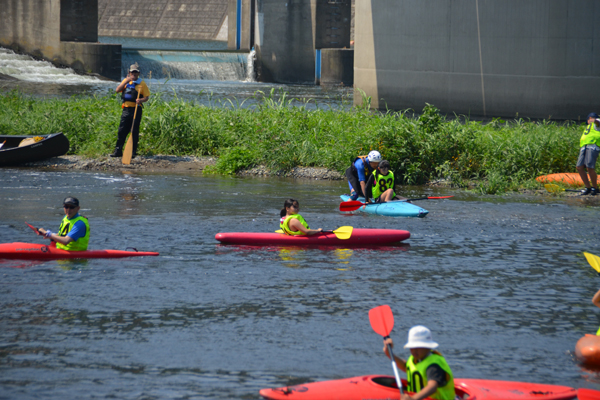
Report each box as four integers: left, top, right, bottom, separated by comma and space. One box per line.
544, 184, 581, 193
369, 305, 403, 394
340, 196, 453, 212
25, 222, 42, 236
584, 252, 600, 274
275, 226, 354, 240
578, 388, 600, 400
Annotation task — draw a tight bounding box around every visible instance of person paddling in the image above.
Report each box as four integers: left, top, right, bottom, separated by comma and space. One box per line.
38, 197, 90, 251
279, 199, 323, 236
383, 325, 456, 400
346, 150, 382, 202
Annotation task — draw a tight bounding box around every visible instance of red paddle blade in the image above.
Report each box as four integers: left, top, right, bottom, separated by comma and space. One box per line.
369, 305, 394, 337
427, 196, 453, 199
579, 389, 600, 400
339, 201, 365, 212
25, 222, 41, 235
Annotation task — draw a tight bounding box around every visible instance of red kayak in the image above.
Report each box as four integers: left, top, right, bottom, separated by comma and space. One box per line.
215, 229, 410, 246
0, 242, 159, 260
260, 375, 577, 400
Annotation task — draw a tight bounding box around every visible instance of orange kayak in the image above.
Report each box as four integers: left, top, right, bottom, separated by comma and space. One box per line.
575, 334, 600, 369
260, 375, 577, 400
535, 173, 584, 187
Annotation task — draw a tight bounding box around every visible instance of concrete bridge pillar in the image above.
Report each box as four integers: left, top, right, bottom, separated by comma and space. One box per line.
0, 0, 121, 80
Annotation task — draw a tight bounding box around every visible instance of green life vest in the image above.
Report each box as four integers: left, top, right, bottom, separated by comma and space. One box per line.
372, 170, 396, 199
580, 123, 600, 148
281, 214, 310, 236
56, 215, 90, 251
406, 351, 455, 400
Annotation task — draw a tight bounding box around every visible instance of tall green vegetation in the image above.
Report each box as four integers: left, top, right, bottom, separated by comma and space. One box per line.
0, 90, 581, 194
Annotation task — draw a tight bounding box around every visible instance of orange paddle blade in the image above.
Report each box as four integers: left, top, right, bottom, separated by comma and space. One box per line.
369, 305, 394, 337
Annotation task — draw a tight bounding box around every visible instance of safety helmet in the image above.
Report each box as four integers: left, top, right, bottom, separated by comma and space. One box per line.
367, 150, 382, 163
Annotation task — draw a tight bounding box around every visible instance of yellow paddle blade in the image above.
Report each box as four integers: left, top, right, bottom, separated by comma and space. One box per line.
275, 229, 284, 233
544, 184, 563, 193
584, 252, 600, 274
332, 226, 354, 240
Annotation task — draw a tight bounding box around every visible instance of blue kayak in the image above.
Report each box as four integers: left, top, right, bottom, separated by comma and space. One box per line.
340, 195, 428, 218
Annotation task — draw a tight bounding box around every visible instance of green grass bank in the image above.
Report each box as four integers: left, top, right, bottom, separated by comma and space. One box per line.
0, 90, 583, 194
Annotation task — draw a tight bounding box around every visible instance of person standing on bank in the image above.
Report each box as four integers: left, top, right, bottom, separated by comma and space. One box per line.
577, 112, 600, 195
38, 197, 90, 251
346, 150, 382, 202
109, 64, 150, 158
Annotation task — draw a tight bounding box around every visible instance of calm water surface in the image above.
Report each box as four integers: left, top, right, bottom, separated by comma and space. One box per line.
1, 169, 600, 399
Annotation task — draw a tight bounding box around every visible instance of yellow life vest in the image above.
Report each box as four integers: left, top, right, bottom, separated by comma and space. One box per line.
372, 170, 396, 199
580, 123, 600, 148
280, 214, 310, 236
406, 351, 455, 400
56, 215, 90, 251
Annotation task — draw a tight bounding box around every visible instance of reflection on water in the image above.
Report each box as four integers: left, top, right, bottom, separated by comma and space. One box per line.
0, 169, 599, 399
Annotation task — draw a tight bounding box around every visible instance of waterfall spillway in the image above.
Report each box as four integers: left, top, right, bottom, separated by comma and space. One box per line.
122, 50, 253, 81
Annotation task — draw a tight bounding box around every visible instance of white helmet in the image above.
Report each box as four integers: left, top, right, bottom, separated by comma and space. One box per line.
367, 150, 382, 163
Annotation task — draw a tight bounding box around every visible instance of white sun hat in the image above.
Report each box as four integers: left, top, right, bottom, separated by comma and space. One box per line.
404, 325, 439, 349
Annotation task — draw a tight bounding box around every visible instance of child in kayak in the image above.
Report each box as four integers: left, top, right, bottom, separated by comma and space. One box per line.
366, 160, 405, 203
383, 325, 455, 400
279, 199, 323, 236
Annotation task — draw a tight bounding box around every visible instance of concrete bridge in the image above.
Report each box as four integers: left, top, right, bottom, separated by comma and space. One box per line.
2, 0, 597, 119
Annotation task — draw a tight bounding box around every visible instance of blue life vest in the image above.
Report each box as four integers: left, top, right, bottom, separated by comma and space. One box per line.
122, 81, 140, 103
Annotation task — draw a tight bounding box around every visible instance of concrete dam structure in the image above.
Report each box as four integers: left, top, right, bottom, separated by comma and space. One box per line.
354, 0, 600, 120
0, 0, 121, 81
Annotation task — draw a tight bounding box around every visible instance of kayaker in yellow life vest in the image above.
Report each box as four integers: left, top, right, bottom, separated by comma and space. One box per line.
577, 112, 600, 196
38, 197, 90, 251
365, 160, 406, 203
279, 199, 323, 236
383, 325, 455, 400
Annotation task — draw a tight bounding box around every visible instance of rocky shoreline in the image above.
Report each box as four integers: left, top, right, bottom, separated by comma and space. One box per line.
16, 155, 345, 180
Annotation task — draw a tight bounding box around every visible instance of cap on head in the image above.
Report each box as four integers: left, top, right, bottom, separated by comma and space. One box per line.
404, 325, 439, 349
367, 150, 382, 163
63, 197, 79, 206
588, 113, 599, 119
129, 64, 140, 73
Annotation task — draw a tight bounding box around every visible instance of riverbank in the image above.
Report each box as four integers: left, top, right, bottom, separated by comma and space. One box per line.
18, 155, 345, 180
0, 91, 585, 194
14, 154, 598, 200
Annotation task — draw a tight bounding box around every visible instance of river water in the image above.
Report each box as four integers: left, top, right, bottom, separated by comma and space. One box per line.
1, 168, 600, 399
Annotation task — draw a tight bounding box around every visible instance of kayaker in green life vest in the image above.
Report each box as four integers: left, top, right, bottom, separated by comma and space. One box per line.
38, 197, 90, 251
577, 112, 600, 196
383, 325, 455, 400
365, 160, 407, 203
279, 198, 323, 236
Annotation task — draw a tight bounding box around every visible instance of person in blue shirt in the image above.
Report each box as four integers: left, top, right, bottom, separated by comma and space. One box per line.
345, 150, 382, 201
38, 197, 90, 251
